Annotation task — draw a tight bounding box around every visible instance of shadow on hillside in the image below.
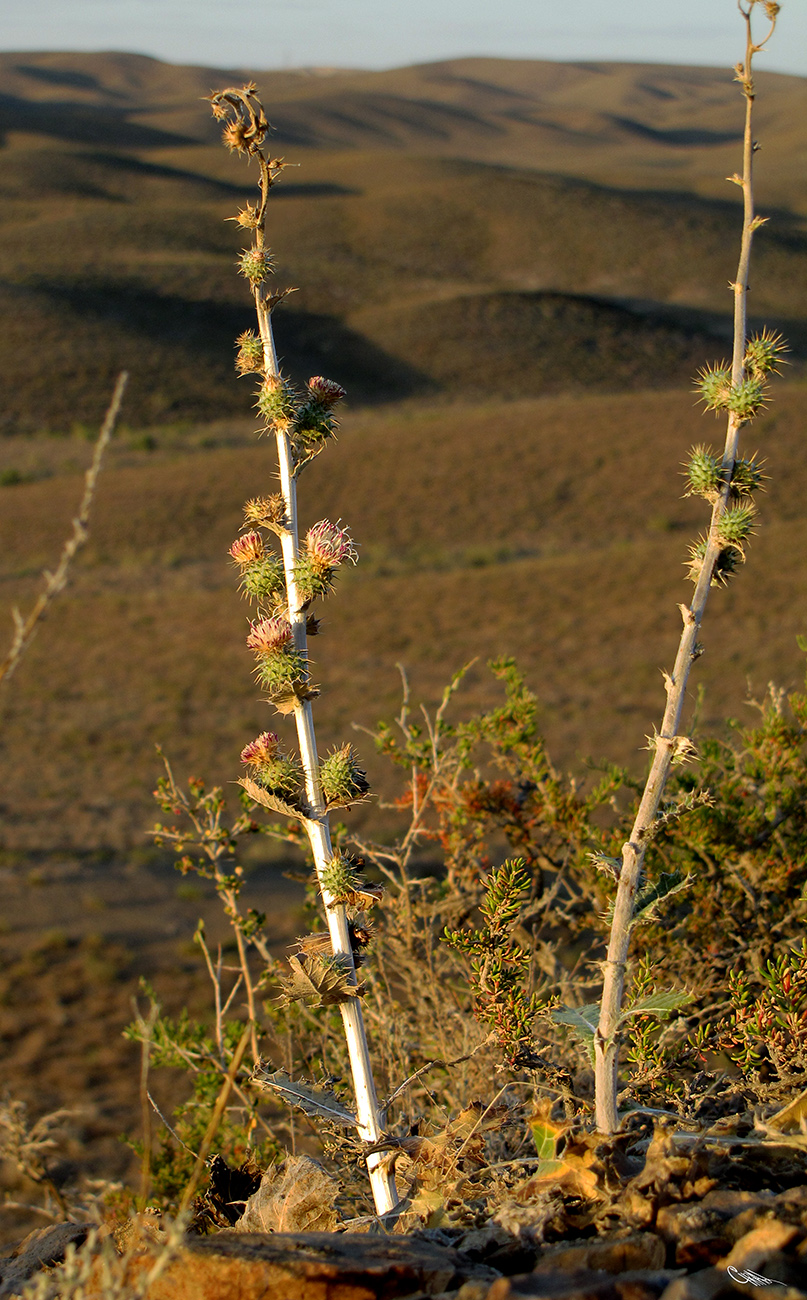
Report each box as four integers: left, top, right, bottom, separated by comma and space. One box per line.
0, 93, 194, 148
0, 278, 432, 430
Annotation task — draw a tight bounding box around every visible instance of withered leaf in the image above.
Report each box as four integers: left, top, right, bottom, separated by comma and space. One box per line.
278, 952, 365, 1008
270, 682, 320, 715
235, 1155, 338, 1233
250, 1065, 356, 1127
238, 777, 310, 820
328, 883, 384, 909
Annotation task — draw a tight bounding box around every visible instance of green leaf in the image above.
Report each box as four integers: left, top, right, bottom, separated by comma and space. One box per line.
530, 1120, 557, 1163
631, 871, 692, 929
620, 989, 692, 1023
552, 1003, 599, 1064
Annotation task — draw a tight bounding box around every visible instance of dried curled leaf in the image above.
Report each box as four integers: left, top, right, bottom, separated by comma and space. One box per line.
250, 1064, 356, 1127
238, 776, 311, 820
278, 952, 364, 1008
270, 681, 320, 715
235, 1154, 338, 1233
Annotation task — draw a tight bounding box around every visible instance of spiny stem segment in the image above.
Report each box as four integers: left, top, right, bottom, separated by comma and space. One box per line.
593, 1, 785, 1134
209, 85, 398, 1216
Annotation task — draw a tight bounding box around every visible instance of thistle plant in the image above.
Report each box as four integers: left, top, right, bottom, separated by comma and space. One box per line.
208, 84, 398, 1214
592, 0, 786, 1133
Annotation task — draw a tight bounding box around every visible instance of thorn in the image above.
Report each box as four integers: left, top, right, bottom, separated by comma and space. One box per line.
726, 173, 744, 187
662, 670, 675, 695
678, 603, 696, 627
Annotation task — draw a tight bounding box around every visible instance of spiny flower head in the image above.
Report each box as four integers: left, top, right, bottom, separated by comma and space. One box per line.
686, 537, 744, 587
307, 377, 345, 410
306, 519, 357, 570
222, 120, 251, 154
240, 731, 280, 768
241, 732, 301, 794
235, 330, 264, 375
730, 455, 765, 498
238, 246, 275, 285
229, 531, 265, 566
684, 446, 723, 501
244, 494, 286, 529
727, 375, 766, 421
319, 744, 370, 806
239, 554, 286, 607
232, 203, 261, 229
695, 363, 732, 412
247, 616, 293, 654
744, 329, 787, 379
718, 503, 756, 546
256, 374, 298, 428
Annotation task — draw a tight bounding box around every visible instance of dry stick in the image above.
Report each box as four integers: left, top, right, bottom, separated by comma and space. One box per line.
0, 371, 128, 688
178, 1021, 253, 1215
593, 2, 778, 1134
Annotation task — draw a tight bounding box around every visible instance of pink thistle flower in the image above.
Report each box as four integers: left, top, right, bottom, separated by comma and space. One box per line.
246, 616, 293, 654
306, 519, 357, 568
307, 377, 346, 409
240, 731, 279, 767
229, 531, 265, 566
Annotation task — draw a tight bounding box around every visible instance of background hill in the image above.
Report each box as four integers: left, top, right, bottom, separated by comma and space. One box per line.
0, 52, 805, 430
1, 51, 806, 857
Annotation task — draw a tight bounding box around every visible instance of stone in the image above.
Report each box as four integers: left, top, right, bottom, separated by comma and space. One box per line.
658, 1268, 734, 1300
533, 1235, 666, 1275
485, 1267, 680, 1300
0, 1222, 92, 1298
89, 1230, 499, 1300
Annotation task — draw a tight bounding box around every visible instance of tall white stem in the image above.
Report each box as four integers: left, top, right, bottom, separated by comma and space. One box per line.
260, 300, 398, 1215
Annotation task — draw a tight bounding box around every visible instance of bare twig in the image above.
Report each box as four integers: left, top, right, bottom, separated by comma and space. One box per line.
0, 371, 128, 688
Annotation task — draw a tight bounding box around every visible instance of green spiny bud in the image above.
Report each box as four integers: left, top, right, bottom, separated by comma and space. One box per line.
686, 537, 744, 587
253, 645, 309, 694
235, 330, 265, 375
684, 446, 723, 500
320, 852, 362, 902
256, 375, 298, 429
239, 554, 286, 607
744, 329, 787, 379
730, 455, 765, 498
238, 246, 275, 284
241, 732, 302, 796
718, 503, 756, 546
695, 363, 732, 412
727, 375, 766, 421
319, 744, 370, 806
293, 552, 334, 605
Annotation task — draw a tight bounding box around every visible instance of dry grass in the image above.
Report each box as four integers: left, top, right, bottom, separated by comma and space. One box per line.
2, 383, 806, 852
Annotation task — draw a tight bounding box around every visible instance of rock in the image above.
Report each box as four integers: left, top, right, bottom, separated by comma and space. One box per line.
721, 1219, 805, 1290
658, 1268, 735, 1300
534, 1235, 666, 1275
485, 1266, 681, 1300
724, 1220, 801, 1270
0, 1222, 92, 1297
89, 1230, 498, 1300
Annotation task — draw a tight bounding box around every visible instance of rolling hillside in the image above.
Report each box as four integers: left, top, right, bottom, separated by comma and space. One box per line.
1, 51, 806, 854
0, 53, 805, 430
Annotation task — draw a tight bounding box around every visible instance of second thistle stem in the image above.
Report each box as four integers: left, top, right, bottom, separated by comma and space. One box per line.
593, 1, 778, 1133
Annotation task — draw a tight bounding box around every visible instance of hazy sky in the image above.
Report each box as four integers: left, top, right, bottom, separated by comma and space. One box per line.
2, 0, 805, 77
